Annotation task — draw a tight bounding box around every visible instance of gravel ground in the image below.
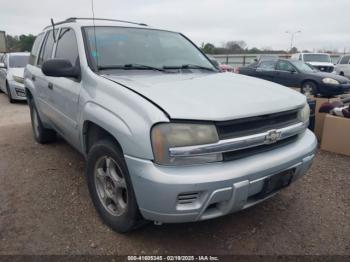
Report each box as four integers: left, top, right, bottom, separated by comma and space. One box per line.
0, 93, 349, 255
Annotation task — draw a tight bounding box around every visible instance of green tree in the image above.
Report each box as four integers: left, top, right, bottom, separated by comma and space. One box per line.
4, 34, 35, 52
289, 46, 298, 54
18, 34, 35, 51
202, 43, 215, 54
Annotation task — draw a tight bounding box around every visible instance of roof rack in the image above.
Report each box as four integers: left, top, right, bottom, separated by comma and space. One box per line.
44, 17, 148, 29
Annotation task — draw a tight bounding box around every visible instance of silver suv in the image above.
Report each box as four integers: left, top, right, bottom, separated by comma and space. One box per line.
24, 18, 317, 232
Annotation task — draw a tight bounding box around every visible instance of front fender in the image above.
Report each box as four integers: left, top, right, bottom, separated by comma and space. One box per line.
81, 102, 156, 159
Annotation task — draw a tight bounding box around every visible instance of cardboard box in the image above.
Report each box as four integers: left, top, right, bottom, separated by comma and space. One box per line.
321, 114, 350, 156
314, 97, 340, 141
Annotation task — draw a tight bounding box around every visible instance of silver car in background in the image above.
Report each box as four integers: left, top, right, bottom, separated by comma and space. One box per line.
0, 52, 29, 103
25, 18, 317, 233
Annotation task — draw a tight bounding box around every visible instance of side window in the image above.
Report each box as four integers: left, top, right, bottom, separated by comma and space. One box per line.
29, 33, 45, 65
299, 54, 302, 61
55, 28, 79, 66
257, 61, 276, 71
276, 61, 295, 72
38, 30, 57, 67
339, 56, 350, 65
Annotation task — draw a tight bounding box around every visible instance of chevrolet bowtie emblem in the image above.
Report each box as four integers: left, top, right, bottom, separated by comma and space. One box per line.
265, 130, 282, 144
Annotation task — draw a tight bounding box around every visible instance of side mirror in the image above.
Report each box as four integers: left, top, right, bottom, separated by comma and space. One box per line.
42, 59, 80, 78
0, 62, 6, 69
290, 68, 297, 74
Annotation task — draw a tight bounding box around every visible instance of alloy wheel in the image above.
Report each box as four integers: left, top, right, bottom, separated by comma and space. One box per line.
94, 156, 128, 216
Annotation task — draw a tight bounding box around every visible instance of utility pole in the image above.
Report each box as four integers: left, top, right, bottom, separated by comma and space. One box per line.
285, 30, 301, 52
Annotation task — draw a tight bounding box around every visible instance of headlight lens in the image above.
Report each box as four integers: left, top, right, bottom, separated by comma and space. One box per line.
298, 104, 310, 124
151, 123, 222, 165
13, 75, 24, 84
322, 78, 339, 85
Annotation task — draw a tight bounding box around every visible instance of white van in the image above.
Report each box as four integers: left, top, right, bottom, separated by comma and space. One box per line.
291, 53, 334, 73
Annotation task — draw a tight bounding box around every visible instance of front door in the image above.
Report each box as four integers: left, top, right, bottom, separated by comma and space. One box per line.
274, 60, 300, 87
255, 60, 276, 82
47, 27, 82, 148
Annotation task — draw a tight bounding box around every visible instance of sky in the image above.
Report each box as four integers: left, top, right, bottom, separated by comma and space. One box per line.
0, 0, 349, 52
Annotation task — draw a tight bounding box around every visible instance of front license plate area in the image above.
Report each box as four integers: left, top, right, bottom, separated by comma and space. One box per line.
255, 169, 295, 199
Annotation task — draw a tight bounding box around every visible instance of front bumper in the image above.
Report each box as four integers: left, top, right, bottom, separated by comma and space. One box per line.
125, 130, 317, 223
319, 83, 350, 96
8, 81, 27, 101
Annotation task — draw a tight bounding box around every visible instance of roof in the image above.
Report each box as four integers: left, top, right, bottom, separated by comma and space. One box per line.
43, 17, 153, 30
294, 52, 331, 55
6, 52, 30, 56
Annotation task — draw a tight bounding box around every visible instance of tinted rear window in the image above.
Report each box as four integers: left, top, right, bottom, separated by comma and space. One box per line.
339, 56, 350, 64
9, 55, 29, 68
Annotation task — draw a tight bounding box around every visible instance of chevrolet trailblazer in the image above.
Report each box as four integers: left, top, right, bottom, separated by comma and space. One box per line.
24, 18, 317, 232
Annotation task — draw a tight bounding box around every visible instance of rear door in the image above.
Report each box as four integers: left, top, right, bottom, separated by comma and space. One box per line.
34, 30, 57, 121
47, 27, 82, 147
0, 54, 7, 91
274, 60, 300, 87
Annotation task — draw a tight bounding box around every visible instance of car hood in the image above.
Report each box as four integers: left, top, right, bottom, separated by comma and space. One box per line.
8, 68, 25, 78
307, 62, 334, 67
103, 72, 306, 121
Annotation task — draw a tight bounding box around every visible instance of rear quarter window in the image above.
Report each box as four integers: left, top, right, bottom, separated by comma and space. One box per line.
29, 33, 45, 65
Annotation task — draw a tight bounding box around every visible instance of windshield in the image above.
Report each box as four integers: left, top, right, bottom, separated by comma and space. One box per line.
9, 55, 29, 68
290, 60, 315, 72
303, 54, 331, 63
84, 27, 214, 71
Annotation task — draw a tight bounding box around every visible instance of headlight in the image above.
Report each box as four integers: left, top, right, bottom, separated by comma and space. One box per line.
13, 75, 24, 84
322, 78, 339, 85
298, 104, 310, 124
151, 123, 222, 165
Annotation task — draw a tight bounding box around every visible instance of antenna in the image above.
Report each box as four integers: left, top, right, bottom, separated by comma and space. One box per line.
91, 0, 99, 71
51, 18, 57, 42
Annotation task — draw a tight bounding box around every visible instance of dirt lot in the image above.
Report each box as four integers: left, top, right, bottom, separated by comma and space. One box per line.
0, 93, 349, 255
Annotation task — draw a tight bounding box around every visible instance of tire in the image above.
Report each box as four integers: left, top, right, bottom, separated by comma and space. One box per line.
6, 82, 15, 104
340, 72, 344, 76
28, 98, 56, 144
86, 139, 143, 233
301, 81, 318, 97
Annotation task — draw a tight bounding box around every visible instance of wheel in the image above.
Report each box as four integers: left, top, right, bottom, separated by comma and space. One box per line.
6, 82, 15, 103
301, 81, 318, 98
86, 139, 143, 233
340, 72, 344, 76
28, 98, 56, 143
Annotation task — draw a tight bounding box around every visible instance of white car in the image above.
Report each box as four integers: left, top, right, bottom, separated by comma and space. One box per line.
0, 52, 30, 103
291, 53, 334, 73
335, 54, 350, 79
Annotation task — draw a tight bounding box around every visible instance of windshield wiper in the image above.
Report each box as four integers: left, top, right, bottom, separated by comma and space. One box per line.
98, 64, 166, 72
163, 64, 216, 72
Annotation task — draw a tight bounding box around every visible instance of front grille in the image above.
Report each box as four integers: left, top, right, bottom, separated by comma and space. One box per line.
215, 109, 299, 140
315, 66, 334, 73
223, 135, 298, 162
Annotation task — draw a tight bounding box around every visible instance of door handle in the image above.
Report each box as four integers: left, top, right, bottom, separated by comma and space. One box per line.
48, 82, 53, 90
